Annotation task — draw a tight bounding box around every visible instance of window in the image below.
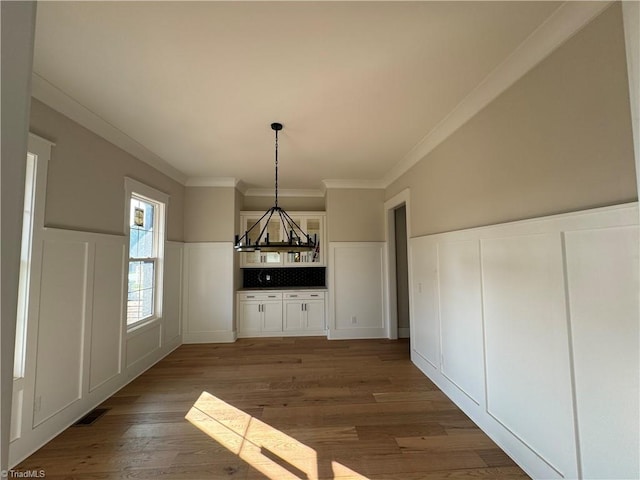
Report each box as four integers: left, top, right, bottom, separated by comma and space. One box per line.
15, 134, 51, 378
124, 178, 168, 328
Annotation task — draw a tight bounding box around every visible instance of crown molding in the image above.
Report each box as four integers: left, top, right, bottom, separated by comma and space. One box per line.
382, 0, 612, 188
243, 188, 325, 198
185, 177, 240, 188
31, 73, 188, 185
322, 179, 386, 190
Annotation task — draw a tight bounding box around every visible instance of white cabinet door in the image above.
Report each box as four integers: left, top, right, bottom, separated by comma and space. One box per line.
238, 290, 325, 337
262, 301, 283, 332
284, 301, 304, 331
239, 301, 261, 332
305, 300, 325, 331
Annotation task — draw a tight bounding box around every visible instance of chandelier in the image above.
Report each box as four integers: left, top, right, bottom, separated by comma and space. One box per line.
234, 123, 317, 253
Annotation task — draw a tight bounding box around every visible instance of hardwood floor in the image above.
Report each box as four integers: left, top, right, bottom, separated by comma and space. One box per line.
16, 338, 529, 479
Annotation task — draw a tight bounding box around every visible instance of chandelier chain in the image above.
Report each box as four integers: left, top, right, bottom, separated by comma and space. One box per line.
233, 122, 316, 253
274, 128, 279, 208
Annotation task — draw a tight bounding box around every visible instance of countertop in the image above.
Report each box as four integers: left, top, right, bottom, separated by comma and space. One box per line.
238, 286, 327, 291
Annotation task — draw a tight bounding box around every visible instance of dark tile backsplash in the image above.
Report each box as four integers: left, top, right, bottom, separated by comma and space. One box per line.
242, 267, 326, 288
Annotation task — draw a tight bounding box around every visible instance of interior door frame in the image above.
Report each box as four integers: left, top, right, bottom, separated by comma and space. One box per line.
384, 188, 411, 340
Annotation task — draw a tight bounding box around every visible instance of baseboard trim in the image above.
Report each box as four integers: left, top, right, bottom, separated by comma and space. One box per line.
328, 327, 386, 340
182, 331, 237, 344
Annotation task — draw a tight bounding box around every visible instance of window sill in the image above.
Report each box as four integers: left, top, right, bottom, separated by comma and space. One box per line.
126, 316, 161, 338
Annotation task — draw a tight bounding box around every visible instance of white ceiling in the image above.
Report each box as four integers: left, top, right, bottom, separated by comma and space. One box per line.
33, 1, 588, 190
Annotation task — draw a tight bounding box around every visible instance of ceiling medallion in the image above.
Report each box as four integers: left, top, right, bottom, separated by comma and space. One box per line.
234, 123, 317, 253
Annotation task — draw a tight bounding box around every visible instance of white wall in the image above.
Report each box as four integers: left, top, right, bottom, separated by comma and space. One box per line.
182, 243, 235, 343
409, 203, 639, 479
0, 1, 37, 472
328, 242, 387, 339
9, 228, 183, 467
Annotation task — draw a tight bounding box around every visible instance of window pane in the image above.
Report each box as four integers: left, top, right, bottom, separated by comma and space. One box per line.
130, 197, 155, 258
127, 289, 141, 324
127, 259, 155, 325
140, 288, 154, 319
137, 229, 153, 258
129, 228, 139, 258
141, 261, 154, 289
128, 261, 142, 293
144, 202, 154, 231
130, 199, 143, 228
130, 198, 153, 228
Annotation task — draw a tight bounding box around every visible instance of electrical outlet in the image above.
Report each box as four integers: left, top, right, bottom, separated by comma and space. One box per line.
351, 315, 357, 324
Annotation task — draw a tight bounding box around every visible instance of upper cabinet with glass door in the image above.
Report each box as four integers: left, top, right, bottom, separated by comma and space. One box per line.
283, 215, 324, 266
239, 212, 326, 267
240, 213, 285, 267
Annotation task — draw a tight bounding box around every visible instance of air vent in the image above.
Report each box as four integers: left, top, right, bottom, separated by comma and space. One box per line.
73, 407, 109, 426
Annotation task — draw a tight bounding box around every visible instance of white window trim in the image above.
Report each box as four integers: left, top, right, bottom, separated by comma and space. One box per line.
124, 177, 169, 332
14, 133, 53, 380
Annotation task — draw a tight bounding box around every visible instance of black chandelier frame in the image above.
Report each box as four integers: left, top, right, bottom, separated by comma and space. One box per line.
234, 123, 318, 253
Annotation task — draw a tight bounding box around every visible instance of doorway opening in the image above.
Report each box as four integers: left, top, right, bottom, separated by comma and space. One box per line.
394, 206, 410, 339
384, 189, 411, 341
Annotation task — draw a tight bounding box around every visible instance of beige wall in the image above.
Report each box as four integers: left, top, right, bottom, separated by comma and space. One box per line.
184, 186, 236, 242
242, 194, 325, 211
29, 99, 185, 241
386, 3, 637, 237
326, 188, 385, 241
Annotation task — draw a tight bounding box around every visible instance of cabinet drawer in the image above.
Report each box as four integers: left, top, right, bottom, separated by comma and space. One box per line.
283, 291, 325, 300
238, 292, 283, 302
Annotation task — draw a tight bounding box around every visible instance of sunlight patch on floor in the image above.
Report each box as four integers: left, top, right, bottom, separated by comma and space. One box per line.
185, 391, 368, 480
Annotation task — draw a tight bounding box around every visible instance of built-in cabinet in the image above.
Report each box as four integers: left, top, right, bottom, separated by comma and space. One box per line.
237, 292, 283, 333
283, 292, 325, 331
239, 212, 325, 267
237, 290, 327, 337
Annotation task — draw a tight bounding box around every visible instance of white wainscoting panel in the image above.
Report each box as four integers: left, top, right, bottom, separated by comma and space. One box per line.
126, 322, 162, 368
163, 242, 183, 345
481, 233, 577, 478
33, 238, 88, 427
329, 242, 386, 339
437, 240, 484, 405
565, 225, 640, 479
182, 243, 235, 343
89, 241, 125, 391
9, 229, 182, 468
408, 203, 638, 480
408, 237, 440, 369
